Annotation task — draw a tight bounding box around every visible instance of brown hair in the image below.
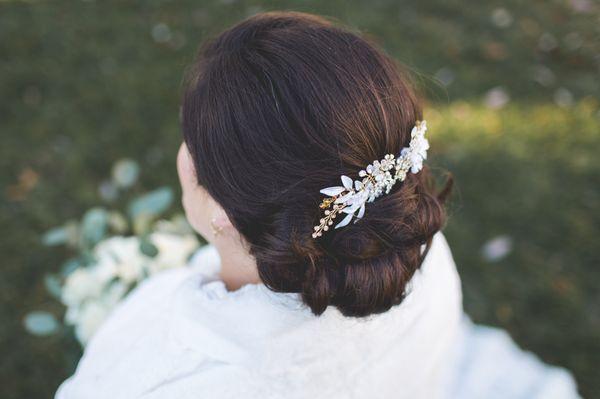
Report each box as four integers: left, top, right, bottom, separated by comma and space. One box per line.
181, 11, 453, 317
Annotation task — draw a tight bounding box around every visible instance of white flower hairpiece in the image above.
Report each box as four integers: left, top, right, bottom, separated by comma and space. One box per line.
312, 120, 429, 239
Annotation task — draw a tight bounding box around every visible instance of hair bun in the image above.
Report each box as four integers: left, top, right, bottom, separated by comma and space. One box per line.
296, 171, 452, 317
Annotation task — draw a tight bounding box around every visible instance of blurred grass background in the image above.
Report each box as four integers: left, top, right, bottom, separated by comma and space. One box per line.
0, 1, 598, 398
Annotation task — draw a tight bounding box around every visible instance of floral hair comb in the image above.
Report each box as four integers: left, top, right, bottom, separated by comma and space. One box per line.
312, 120, 429, 239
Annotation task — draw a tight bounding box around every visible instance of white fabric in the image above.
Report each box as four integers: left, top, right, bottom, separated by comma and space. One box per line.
55, 231, 580, 398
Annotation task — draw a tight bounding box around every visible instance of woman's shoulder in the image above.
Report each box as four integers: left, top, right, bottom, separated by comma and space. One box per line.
55, 232, 463, 399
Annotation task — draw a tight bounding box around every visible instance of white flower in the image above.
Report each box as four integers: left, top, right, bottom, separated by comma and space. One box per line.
117, 258, 145, 284
94, 236, 138, 259
93, 257, 118, 284
73, 301, 111, 345
64, 305, 80, 326
102, 280, 129, 305
147, 232, 199, 274
94, 236, 146, 283
62, 268, 130, 345
63, 281, 128, 343
61, 268, 106, 308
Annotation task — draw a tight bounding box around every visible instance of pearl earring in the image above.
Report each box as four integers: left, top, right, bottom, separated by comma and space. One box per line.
210, 217, 223, 237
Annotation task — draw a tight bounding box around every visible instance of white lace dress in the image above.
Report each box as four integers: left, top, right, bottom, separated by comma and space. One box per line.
55, 231, 580, 399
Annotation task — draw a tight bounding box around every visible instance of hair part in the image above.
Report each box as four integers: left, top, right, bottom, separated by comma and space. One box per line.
181, 11, 453, 317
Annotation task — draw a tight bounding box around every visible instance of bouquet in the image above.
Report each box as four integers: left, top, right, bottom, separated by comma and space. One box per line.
25, 159, 200, 346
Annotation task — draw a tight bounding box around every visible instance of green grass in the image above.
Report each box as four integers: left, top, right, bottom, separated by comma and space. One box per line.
431, 102, 600, 397
0, 1, 598, 398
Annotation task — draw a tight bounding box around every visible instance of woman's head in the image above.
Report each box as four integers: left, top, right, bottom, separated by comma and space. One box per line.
180, 11, 453, 317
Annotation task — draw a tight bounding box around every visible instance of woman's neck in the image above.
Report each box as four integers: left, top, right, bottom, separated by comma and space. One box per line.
215, 241, 262, 291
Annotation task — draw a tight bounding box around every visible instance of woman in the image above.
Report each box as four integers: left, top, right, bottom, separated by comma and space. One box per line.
56, 11, 580, 398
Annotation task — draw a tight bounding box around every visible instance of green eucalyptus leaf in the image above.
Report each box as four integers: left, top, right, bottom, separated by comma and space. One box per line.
128, 187, 174, 220
112, 158, 140, 188
41, 226, 69, 246
79, 251, 95, 267
139, 237, 159, 258
60, 258, 81, 277
23, 311, 59, 336
43, 274, 63, 300
80, 207, 109, 248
